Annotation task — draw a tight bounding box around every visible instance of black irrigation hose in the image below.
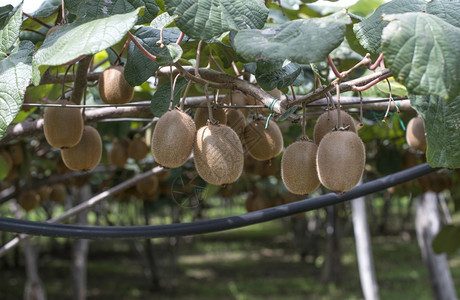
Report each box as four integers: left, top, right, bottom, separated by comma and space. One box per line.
0, 163, 438, 240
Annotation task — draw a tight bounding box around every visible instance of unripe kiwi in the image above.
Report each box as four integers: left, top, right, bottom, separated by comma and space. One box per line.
193, 124, 244, 185
18, 191, 40, 211
43, 99, 84, 148
225, 109, 246, 141
222, 90, 249, 117
194, 101, 227, 129
406, 116, 426, 152
317, 131, 366, 193
244, 118, 283, 161
98, 65, 134, 105
313, 110, 356, 145
109, 138, 129, 168
61, 126, 102, 171
281, 140, 320, 195
50, 184, 67, 203
128, 136, 149, 161
136, 174, 159, 196
151, 109, 196, 168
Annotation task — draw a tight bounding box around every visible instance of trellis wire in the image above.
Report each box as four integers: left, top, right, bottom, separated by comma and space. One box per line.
0, 163, 437, 240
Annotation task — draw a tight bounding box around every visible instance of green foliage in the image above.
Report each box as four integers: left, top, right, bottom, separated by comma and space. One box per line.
165, 0, 269, 40
233, 11, 351, 64
0, 41, 34, 140
410, 94, 460, 168
150, 77, 188, 117
432, 225, 460, 254
0, 3, 22, 59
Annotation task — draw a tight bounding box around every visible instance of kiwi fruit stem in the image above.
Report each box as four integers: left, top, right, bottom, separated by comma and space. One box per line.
336, 84, 342, 130
204, 84, 216, 125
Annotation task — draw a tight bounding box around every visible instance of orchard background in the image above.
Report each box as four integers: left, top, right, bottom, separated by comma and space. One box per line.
0, 0, 459, 299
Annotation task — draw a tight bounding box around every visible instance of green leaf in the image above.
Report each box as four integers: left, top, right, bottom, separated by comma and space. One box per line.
432, 225, 460, 254
410, 94, 460, 168
256, 62, 301, 91
31, 0, 61, 18
382, 13, 460, 101
0, 4, 15, 30
233, 12, 351, 64
65, 0, 159, 23
0, 41, 34, 140
164, 0, 269, 40
125, 26, 182, 86
426, 0, 460, 28
150, 77, 188, 117
353, 0, 426, 53
150, 11, 175, 29
32, 8, 143, 85
156, 43, 183, 65
0, 3, 22, 59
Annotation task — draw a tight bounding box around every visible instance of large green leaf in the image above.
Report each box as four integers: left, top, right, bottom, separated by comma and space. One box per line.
382, 13, 460, 101
0, 42, 34, 140
32, 8, 143, 85
410, 94, 460, 168
256, 61, 301, 91
353, 0, 426, 53
125, 26, 182, 86
150, 77, 188, 117
0, 3, 22, 59
65, 0, 159, 24
426, 0, 460, 28
31, 0, 61, 18
233, 12, 351, 64
0, 4, 15, 30
164, 0, 269, 40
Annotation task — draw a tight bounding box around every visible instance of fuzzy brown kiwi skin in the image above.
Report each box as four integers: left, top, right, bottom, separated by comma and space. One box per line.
225, 109, 246, 141
194, 101, 227, 129
136, 175, 159, 196
281, 139, 320, 195
316, 131, 365, 193
244, 118, 283, 161
18, 191, 40, 211
128, 136, 149, 161
43, 99, 84, 149
109, 138, 128, 168
406, 116, 427, 152
98, 65, 134, 105
313, 110, 356, 145
193, 124, 244, 185
61, 126, 102, 171
222, 90, 249, 118
152, 109, 196, 168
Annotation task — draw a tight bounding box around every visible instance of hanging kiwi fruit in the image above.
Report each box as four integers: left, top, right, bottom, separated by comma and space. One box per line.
313, 110, 356, 145
151, 109, 196, 168
225, 109, 246, 141
43, 99, 84, 149
18, 191, 40, 211
222, 90, 250, 118
109, 138, 129, 168
194, 101, 227, 129
61, 126, 102, 171
194, 124, 244, 185
136, 174, 159, 196
244, 118, 283, 161
317, 130, 366, 193
98, 65, 134, 105
406, 115, 427, 152
128, 136, 149, 161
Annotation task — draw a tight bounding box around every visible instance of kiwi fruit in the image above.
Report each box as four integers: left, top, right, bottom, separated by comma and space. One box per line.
43, 99, 84, 149
222, 90, 249, 117
0, 149, 13, 171
281, 139, 320, 195
109, 138, 129, 168
37, 186, 52, 202
193, 124, 244, 185
7, 143, 23, 165
406, 116, 426, 152
194, 101, 227, 129
243, 154, 279, 177
136, 174, 159, 196
313, 110, 356, 145
50, 184, 67, 203
316, 131, 366, 193
128, 136, 149, 161
225, 109, 246, 141
61, 126, 102, 171
18, 191, 40, 211
98, 65, 134, 105
152, 109, 196, 168
244, 118, 283, 161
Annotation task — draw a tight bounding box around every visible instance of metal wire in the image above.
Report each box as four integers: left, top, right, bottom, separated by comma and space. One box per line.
0, 163, 437, 240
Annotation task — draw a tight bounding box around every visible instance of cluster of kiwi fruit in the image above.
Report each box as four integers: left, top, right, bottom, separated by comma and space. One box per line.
151, 88, 285, 186
17, 183, 68, 212
281, 109, 366, 195
0, 142, 24, 181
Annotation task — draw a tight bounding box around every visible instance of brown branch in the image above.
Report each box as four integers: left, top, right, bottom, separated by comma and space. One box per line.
70, 55, 93, 104
39, 71, 101, 85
